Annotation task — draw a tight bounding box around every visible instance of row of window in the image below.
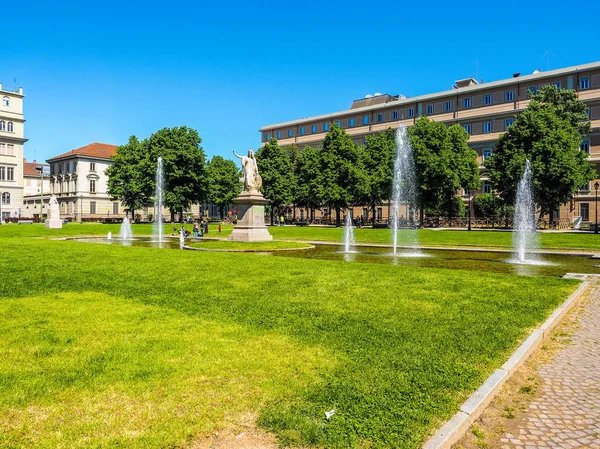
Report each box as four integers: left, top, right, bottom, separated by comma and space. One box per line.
0, 143, 15, 155
463, 118, 514, 135
0, 121, 14, 132
0, 166, 15, 181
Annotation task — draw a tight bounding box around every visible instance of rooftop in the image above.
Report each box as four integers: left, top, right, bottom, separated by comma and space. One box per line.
47, 142, 118, 162
260, 60, 600, 131
23, 159, 49, 177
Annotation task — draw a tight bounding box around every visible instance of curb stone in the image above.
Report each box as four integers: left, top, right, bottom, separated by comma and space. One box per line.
422, 277, 591, 449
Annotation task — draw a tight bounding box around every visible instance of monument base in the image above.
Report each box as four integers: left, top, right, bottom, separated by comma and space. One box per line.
228, 191, 273, 242
45, 218, 63, 229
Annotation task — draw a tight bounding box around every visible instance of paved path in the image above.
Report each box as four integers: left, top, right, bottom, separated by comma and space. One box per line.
499, 284, 600, 449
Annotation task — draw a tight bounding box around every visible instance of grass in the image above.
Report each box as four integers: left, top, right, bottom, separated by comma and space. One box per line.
0, 225, 581, 448
188, 240, 313, 251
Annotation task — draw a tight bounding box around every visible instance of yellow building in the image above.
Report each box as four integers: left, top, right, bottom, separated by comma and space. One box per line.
260, 61, 600, 225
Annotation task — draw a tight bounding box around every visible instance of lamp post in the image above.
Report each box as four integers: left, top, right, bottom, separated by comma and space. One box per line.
35, 165, 44, 219
467, 188, 472, 231
0, 191, 4, 225
595, 181, 599, 234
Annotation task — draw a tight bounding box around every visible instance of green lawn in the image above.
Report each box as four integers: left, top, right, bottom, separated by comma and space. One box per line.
0, 225, 581, 448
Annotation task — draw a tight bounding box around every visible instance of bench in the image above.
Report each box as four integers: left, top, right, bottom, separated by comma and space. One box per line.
295, 221, 309, 227
18, 220, 33, 224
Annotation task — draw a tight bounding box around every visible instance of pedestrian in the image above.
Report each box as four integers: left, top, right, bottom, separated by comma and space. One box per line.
280, 215, 285, 226
204, 221, 209, 234
218, 222, 222, 233
193, 222, 199, 238
200, 221, 205, 237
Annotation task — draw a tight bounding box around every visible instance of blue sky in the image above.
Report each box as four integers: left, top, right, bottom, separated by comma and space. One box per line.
5, 0, 600, 163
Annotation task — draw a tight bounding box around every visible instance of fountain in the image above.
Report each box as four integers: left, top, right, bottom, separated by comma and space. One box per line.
179, 229, 185, 248
107, 231, 112, 240
119, 216, 133, 240
391, 126, 420, 256
153, 157, 164, 243
513, 159, 538, 264
343, 214, 356, 254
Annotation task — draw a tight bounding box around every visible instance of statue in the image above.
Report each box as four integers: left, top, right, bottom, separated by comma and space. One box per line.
45, 195, 63, 229
233, 149, 262, 192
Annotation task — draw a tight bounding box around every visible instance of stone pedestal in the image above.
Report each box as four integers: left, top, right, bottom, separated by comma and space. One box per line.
228, 191, 273, 242
45, 218, 63, 229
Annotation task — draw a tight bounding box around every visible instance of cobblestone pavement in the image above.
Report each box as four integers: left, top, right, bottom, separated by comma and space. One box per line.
500, 285, 600, 448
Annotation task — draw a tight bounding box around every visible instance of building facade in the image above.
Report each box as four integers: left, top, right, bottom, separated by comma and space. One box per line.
0, 84, 26, 221
22, 159, 51, 218
260, 61, 600, 224
47, 143, 124, 220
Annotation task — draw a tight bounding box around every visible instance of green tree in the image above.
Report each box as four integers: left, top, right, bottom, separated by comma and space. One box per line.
318, 124, 368, 226
359, 128, 395, 223
207, 156, 241, 219
473, 193, 499, 218
409, 118, 479, 220
486, 86, 595, 222
106, 136, 149, 218
295, 146, 322, 221
144, 127, 209, 222
256, 138, 295, 225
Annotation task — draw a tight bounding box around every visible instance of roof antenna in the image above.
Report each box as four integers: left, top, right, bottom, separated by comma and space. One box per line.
541, 50, 556, 71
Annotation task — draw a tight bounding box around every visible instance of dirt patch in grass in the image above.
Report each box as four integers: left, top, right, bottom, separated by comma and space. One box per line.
189, 413, 278, 449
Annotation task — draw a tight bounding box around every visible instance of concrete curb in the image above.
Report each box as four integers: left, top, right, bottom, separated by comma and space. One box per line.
422, 279, 590, 449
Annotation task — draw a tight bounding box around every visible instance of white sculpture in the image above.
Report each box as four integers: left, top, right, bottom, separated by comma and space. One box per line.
45, 195, 63, 229
233, 149, 262, 192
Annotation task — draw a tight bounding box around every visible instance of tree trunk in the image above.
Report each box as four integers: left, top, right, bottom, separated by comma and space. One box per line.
270, 208, 274, 226
336, 207, 341, 227
419, 208, 424, 227
220, 207, 224, 220
293, 205, 296, 221
371, 202, 376, 225
170, 210, 175, 223
310, 208, 314, 223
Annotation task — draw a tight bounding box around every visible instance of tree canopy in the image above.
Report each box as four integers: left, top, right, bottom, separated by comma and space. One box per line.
256, 138, 295, 222
486, 86, 595, 220
207, 155, 241, 219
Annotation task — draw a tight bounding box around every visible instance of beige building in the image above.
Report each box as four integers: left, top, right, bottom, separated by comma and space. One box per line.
22, 159, 51, 218
0, 84, 27, 221
47, 143, 124, 220
260, 61, 600, 225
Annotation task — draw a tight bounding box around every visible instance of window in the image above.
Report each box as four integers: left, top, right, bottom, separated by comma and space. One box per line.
276, 131, 281, 139
1, 96, 8, 107
300, 127, 305, 135
505, 90, 514, 102
348, 118, 354, 127
392, 111, 399, 120
581, 140, 590, 154
8, 144, 14, 155
553, 81, 561, 90
444, 101, 452, 112
113, 202, 119, 215
363, 115, 369, 125
265, 133, 270, 141
463, 124, 472, 134
90, 201, 96, 215
7, 122, 13, 132
1, 192, 10, 205
89, 179, 96, 193
377, 113, 383, 123
483, 149, 492, 161
377, 207, 382, 220
580, 183, 590, 192
483, 182, 492, 194
0, 166, 4, 180
528, 86, 537, 95
0, 120, 5, 131
90, 162, 96, 172
505, 118, 514, 129
580, 77, 590, 90
463, 97, 471, 109
7, 167, 13, 181
311, 125, 317, 133
426, 104, 434, 115
483, 121, 492, 133
323, 123, 329, 132
483, 94, 492, 105
336, 120, 341, 127
580, 203, 589, 221
288, 129, 293, 137
407, 108, 415, 118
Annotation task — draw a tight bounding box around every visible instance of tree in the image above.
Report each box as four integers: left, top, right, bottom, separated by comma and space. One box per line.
144, 127, 209, 222
256, 138, 295, 225
409, 118, 480, 220
207, 156, 241, 219
486, 86, 595, 222
295, 146, 322, 221
473, 193, 499, 218
318, 123, 368, 226
359, 128, 395, 223
106, 136, 148, 218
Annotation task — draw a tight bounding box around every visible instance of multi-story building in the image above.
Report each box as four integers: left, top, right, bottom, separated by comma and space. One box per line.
0, 84, 27, 221
259, 61, 600, 224
47, 142, 123, 219
22, 159, 50, 218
